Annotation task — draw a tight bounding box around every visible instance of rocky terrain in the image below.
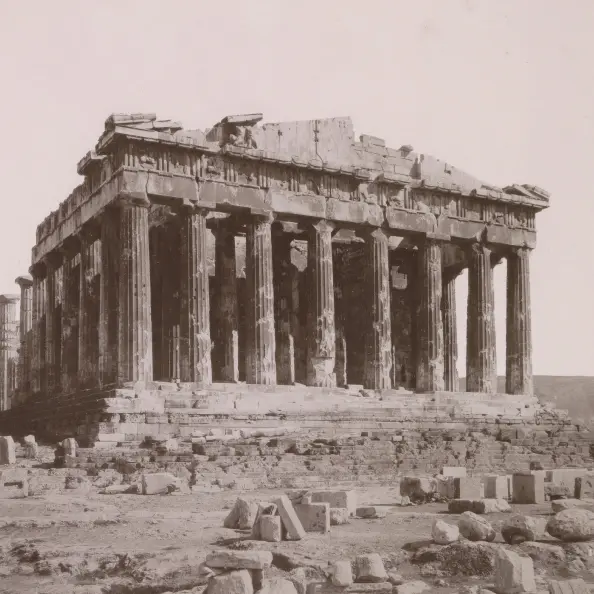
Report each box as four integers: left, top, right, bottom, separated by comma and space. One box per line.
1, 444, 594, 593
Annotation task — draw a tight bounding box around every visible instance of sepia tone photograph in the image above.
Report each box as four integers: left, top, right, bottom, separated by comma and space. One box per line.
0, 1, 593, 592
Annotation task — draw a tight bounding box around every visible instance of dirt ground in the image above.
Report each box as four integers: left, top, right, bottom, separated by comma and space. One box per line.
0, 458, 592, 593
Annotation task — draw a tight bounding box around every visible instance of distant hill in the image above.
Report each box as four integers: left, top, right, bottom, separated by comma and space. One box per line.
460, 376, 594, 421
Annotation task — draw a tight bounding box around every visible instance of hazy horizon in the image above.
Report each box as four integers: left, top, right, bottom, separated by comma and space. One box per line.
0, 0, 592, 379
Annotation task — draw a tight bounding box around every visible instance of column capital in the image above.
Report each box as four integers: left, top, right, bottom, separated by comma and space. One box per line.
0, 294, 19, 305
57, 235, 81, 258
75, 220, 101, 243
361, 226, 390, 242
179, 200, 214, 217
15, 274, 33, 289
250, 209, 275, 225
114, 192, 151, 209
424, 231, 451, 243
507, 244, 533, 257
443, 264, 465, 283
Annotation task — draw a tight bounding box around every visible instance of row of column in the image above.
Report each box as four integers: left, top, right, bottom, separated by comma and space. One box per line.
17, 196, 532, 397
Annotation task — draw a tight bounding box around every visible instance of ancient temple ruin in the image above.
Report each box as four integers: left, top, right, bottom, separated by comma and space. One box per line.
0, 112, 550, 440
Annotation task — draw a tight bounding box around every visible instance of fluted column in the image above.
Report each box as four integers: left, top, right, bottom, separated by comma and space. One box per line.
245, 214, 276, 384
179, 206, 212, 384
213, 224, 239, 382
99, 208, 119, 386
466, 243, 497, 393
306, 221, 336, 387
272, 230, 295, 385
364, 228, 392, 390
79, 227, 100, 387
16, 275, 33, 395
30, 269, 42, 393
333, 245, 348, 388
506, 247, 533, 395
442, 267, 462, 391
416, 238, 444, 392
0, 295, 19, 410
44, 253, 60, 394
117, 196, 153, 385
60, 240, 79, 392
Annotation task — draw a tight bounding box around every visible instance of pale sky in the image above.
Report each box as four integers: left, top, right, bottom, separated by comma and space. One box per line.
0, 1, 592, 378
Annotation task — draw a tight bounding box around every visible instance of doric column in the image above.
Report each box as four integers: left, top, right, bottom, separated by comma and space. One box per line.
506, 247, 533, 395
416, 238, 444, 392
79, 227, 101, 387
213, 223, 239, 382
60, 239, 79, 393
117, 195, 153, 385
333, 245, 348, 388
245, 213, 276, 384
15, 275, 33, 395
0, 294, 19, 410
364, 228, 392, 390
30, 269, 42, 393
306, 220, 336, 387
466, 243, 497, 393
44, 253, 60, 394
442, 267, 462, 391
99, 208, 119, 386
179, 205, 212, 384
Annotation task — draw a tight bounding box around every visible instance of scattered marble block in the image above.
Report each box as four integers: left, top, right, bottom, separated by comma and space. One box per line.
62, 438, 77, 457
484, 475, 509, 500
310, 490, 357, 516
454, 477, 483, 500
355, 553, 388, 583
274, 495, 306, 540
548, 578, 590, 594
0, 436, 16, 465
441, 466, 467, 478
260, 515, 282, 542
494, 547, 536, 594
512, 472, 545, 504
574, 475, 594, 499
294, 502, 330, 533
331, 560, 353, 586
207, 569, 254, 594
330, 507, 350, 525
356, 506, 387, 519
205, 550, 273, 570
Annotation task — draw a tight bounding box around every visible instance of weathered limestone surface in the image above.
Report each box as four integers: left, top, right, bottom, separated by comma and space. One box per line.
442, 268, 461, 392
43, 255, 60, 395
0, 295, 19, 411
117, 196, 153, 385
213, 224, 239, 383
364, 228, 392, 390
416, 239, 443, 392
245, 215, 276, 385
0, 112, 551, 442
273, 230, 295, 385
99, 208, 119, 386
506, 247, 533, 395
307, 220, 336, 388
179, 206, 212, 384
15, 276, 32, 397
466, 243, 497, 393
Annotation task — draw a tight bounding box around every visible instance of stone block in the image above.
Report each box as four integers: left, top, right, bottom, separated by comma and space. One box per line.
251, 502, 278, 540
207, 569, 254, 594
512, 472, 545, 504
574, 475, 594, 499
329, 507, 350, 525
310, 490, 357, 516
205, 550, 273, 570
0, 436, 16, 464
436, 475, 456, 499
454, 477, 483, 500
260, 515, 282, 542
258, 578, 298, 594
294, 502, 330, 533
331, 560, 353, 586
62, 438, 77, 456
441, 466, 467, 478
273, 495, 306, 540
306, 584, 392, 593
546, 469, 586, 490
494, 547, 536, 593
356, 506, 387, 519
355, 553, 388, 583
140, 472, 182, 495
484, 475, 509, 500
548, 578, 589, 593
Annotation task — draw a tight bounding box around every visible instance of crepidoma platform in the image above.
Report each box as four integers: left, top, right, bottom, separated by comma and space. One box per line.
0, 112, 553, 445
